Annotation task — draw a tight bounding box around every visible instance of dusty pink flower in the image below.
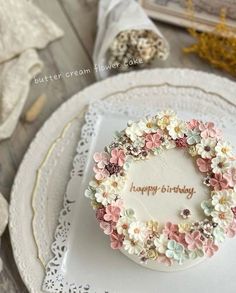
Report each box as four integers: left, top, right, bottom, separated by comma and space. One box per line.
163, 222, 179, 239
96, 207, 106, 221
199, 122, 218, 139
93, 165, 109, 181
175, 233, 188, 247
196, 158, 212, 173
110, 231, 124, 249
204, 239, 218, 257
185, 231, 203, 251
157, 254, 173, 266
104, 204, 121, 223
145, 133, 162, 149
231, 207, 236, 218
175, 137, 188, 148
210, 173, 229, 191
111, 199, 124, 210
226, 221, 236, 238
223, 167, 236, 188
187, 119, 200, 130
110, 148, 125, 167
100, 221, 115, 235
93, 152, 110, 169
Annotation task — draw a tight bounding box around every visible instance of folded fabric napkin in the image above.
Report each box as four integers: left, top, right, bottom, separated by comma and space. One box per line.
0, 0, 64, 140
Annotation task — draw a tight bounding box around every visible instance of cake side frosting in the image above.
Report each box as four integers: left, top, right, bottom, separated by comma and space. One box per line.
85, 110, 236, 270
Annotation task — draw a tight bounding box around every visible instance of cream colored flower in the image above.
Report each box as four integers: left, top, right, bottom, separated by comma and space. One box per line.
178, 222, 191, 233
128, 221, 147, 242
157, 110, 177, 130
116, 216, 132, 235
211, 190, 236, 212
211, 156, 230, 174
215, 141, 233, 158
123, 238, 143, 255
196, 138, 217, 159
102, 175, 125, 192
211, 209, 233, 228
94, 184, 116, 206
125, 121, 143, 141
154, 234, 168, 254
167, 120, 187, 139
138, 117, 158, 133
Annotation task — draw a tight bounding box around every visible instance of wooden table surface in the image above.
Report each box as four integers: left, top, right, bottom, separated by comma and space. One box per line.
0, 0, 234, 292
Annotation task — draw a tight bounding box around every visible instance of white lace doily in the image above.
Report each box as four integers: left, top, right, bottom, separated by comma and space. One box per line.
9, 69, 236, 293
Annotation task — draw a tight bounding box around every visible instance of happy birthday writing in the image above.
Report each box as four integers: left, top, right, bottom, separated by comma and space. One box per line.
129, 182, 196, 199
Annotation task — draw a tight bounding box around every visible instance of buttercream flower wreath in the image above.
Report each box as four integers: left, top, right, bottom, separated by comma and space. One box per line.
85, 110, 236, 266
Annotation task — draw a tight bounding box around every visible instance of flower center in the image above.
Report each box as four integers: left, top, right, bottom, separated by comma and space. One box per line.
134, 228, 140, 234
221, 147, 228, 154
204, 146, 211, 152
103, 192, 108, 198
174, 126, 181, 133
219, 197, 227, 204
218, 162, 224, 168
112, 182, 118, 188
146, 122, 153, 128
122, 223, 128, 230
219, 212, 226, 220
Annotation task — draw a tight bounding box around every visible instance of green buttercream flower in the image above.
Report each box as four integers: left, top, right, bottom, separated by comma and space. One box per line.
188, 249, 204, 259
186, 130, 201, 145
165, 240, 185, 264
213, 226, 226, 244
201, 199, 214, 216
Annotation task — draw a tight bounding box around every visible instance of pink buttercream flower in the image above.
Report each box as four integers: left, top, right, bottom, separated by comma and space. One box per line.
185, 231, 203, 251
111, 199, 124, 210
110, 148, 126, 167
93, 152, 110, 169
104, 204, 121, 223
210, 173, 229, 191
157, 254, 173, 266
96, 207, 106, 221
175, 233, 188, 247
204, 239, 218, 257
196, 158, 212, 173
110, 231, 124, 249
145, 132, 162, 149
223, 167, 236, 188
163, 222, 179, 239
199, 122, 218, 139
231, 207, 236, 218
226, 221, 236, 238
93, 165, 109, 181
187, 119, 200, 130
100, 221, 115, 235
175, 137, 188, 148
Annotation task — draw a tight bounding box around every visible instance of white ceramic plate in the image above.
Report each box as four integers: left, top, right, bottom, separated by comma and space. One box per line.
9, 69, 236, 293
43, 90, 236, 293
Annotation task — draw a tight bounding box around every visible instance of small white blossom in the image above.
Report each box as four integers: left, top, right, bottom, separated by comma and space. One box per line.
215, 141, 233, 158
196, 138, 217, 159
211, 190, 236, 212
211, 156, 230, 174
123, 238, 144, 255
128, 221, 147, 242
95, 184, 116, 206
154, 234, 168, 254
211, 209, 233, 228
167, 120, 187, 139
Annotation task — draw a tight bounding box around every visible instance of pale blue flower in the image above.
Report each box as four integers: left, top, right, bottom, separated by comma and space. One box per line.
165, 240, 185, 264
186, 130, 201, 145
213, 226, 226, 244
201, 199, 214, 216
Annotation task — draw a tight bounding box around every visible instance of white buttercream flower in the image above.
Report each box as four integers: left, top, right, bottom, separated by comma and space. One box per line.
125, 121, 143, 141
167, 120, 187, 139
116, 216, 132, 235
95, 184, 116, 206
102, 175, 125, 192
211, 156, 230, 174
196, 138, 217, 159
154, 234, 169, 254
123, 238, 143, 255
138, 117, 158, 133
211, 190, 236, 212
157, 110, 177, 130
215, 141, 233, 158
211, 209, 233, 228
128, 221, 147, 242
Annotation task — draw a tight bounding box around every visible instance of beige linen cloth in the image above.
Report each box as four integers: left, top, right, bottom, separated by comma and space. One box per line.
0, 0, 64, 140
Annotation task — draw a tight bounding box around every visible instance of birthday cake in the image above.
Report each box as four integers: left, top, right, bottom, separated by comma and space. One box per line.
85, 110, 236, 271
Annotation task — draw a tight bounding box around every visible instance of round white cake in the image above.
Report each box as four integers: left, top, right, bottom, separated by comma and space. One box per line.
85, 110, 236, 271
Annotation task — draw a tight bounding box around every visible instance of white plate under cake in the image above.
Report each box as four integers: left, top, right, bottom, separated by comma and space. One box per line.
85, 110, 236, 272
